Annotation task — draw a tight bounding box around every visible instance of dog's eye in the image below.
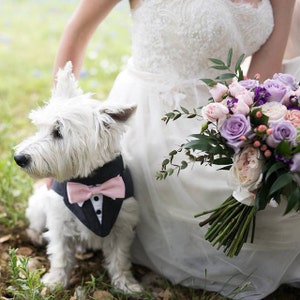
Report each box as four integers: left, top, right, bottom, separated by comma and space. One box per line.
52, 122, 63, 139
103, 121, 110, 129
52, 128, 63, 139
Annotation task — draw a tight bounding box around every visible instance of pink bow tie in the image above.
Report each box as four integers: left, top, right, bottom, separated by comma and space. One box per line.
66, 175, 125, 206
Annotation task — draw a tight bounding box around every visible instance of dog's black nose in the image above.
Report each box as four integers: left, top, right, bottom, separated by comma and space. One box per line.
14, 154, 31, 168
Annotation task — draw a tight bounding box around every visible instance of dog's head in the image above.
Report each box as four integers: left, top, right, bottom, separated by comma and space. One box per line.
14, 62, 136, 182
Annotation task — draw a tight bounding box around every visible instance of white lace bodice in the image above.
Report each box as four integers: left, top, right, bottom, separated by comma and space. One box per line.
131, 0, 274, 80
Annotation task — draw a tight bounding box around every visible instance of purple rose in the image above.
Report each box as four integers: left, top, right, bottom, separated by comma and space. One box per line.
263, 79, 288, 103
273, 73, 299, 91
290, 153, 300, 172
220, 114, 251, 152
239, 79, 259, 90
266, 119, 297, 148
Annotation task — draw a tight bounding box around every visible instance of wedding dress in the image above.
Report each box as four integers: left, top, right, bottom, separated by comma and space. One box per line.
107, 1, 300, 298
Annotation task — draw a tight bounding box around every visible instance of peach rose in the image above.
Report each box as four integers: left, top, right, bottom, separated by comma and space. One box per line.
284, 109, 300, 128
228, 147, 264, 205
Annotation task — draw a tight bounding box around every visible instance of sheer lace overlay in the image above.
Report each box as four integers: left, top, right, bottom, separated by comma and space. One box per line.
131, 0, 273, 79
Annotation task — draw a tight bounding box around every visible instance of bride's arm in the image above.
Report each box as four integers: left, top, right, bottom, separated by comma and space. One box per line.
247, 0, 295, 81
53, 0, 121, 79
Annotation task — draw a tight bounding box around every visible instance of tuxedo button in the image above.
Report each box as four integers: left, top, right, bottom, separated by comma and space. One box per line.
96, 209, 102, 215
93, 196, 99, 201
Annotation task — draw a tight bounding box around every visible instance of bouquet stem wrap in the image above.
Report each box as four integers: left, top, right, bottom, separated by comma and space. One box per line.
196, 196, 257, 257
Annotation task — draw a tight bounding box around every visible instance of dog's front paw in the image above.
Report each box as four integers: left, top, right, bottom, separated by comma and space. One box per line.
112, 274, 143, 293
26, 228, 46, 246
42, 269, 69, 290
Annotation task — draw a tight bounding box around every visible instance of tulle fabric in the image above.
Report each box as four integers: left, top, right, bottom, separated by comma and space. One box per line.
106, 0, 300, 298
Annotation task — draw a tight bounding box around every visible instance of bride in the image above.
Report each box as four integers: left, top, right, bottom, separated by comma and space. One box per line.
52, 0, 299, 298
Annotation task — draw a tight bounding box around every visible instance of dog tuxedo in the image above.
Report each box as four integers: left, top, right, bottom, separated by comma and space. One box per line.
51, 155, 133, 237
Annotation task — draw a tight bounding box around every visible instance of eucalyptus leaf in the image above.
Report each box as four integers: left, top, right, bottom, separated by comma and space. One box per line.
211, 65, 230, 71
226, 48, 233, 68
234, 53, 245, 73
180, 106, 190, 114
215, 73, 236, 80
200, 78, 217, 87
209, 58, 226, 65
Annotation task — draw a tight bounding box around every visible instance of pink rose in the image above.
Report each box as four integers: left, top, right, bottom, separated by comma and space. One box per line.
236, 90, 254, 106
226, 97, 250, 115
209, 83, 228, 102
228, 80, 247, 98
201, 102, 229, 123
285, 109, 300, 127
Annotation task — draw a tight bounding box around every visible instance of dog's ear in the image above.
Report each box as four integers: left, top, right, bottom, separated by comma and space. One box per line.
51, 61, 83, 99
100, 104, 137, 123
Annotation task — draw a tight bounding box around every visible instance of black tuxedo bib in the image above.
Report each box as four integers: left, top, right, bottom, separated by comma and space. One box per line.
51, 155, 133, 237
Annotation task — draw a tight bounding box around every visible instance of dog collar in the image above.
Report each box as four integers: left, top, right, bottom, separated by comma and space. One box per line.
51, 155, 133, 237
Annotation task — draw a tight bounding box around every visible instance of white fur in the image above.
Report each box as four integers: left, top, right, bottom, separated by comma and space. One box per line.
14, 62, 142, 293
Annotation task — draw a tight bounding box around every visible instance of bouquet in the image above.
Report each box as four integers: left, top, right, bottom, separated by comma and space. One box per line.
157, 49, 300, 257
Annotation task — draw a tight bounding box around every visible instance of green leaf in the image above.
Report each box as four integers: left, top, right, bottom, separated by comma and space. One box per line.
162, 159, 170, 166
181, 161, 188, 169
187, 113, 197, 118
209, 58, 226, 65
275, 140, 292, 156
250, 108, 269, 126
210, 65, 230, 71
180, 106, 189, 114
200, 78, 217, 87
169, 150, 178, 156
215, 73, 236, 80
167, 168, 174, 176
234, 53, 246, 73
227, 48, 233, 68
213, 157, 233, 165
284, 188, 300, 214
255, 182, 272, 210
184, 140, 213, 151
173, 113, 182, 120
265, 162, 286, 181
269, 173, 294, 196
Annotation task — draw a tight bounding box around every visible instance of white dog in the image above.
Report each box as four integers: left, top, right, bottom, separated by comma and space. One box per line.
14, 62, 142, 293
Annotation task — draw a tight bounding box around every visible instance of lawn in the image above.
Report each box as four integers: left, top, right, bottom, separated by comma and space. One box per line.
0, 1, 300, 299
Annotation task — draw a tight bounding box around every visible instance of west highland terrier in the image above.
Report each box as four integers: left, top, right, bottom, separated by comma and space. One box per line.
14, 62, 142, 293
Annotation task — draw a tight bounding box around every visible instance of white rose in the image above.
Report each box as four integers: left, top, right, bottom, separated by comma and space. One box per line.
260, 102, 287, 122
228, 146, 264, 205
